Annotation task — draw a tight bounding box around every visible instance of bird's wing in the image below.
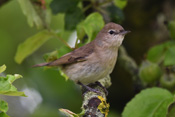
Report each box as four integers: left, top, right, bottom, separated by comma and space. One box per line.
48, 43, 94, 66
33, 43, 94, 67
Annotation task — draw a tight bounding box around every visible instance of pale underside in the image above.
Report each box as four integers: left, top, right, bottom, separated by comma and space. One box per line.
61, 48, 118, 84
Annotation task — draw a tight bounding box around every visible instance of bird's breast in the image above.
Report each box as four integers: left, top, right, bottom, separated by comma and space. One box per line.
100, 48, 118, 74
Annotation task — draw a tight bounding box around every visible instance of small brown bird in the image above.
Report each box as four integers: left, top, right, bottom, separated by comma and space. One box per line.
33, 22, 130, 85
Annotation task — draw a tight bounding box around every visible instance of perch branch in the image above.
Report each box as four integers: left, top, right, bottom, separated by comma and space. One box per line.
81, 76, 111, 117
59, 76, 111, 117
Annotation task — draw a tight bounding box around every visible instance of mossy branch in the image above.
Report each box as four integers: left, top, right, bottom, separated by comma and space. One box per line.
59, 76, 111, 117
81, 76, 111, 117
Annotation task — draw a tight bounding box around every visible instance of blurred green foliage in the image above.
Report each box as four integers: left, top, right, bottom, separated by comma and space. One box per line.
0, 1, 81, 116
168, 21, 175, 40
18, 0, 50, 29
50, 0, 83, 30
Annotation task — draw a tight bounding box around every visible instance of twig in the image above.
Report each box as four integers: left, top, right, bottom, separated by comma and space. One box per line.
50, 31, 73, 50
0, 0, 10, 7
83, 4, 92, 12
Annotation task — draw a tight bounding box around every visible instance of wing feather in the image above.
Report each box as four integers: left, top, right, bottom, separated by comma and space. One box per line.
33, 42, 94, 67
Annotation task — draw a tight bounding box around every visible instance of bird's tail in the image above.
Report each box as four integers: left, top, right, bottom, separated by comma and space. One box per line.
32, 62, 50, 67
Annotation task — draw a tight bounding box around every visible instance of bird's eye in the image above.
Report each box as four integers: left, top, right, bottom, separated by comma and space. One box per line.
108, 30, 115, 35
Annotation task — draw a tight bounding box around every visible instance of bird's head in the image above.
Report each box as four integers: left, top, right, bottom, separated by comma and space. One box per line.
95, 22, 130, 48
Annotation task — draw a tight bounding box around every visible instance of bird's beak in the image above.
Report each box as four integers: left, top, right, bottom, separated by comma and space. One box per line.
119, 30, 131, 35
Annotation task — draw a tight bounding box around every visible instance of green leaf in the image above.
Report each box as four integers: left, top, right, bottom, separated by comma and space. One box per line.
168, 21, 175, 40
15, 30, 54, 64
50, 0, 79, 14
122, 88, 174, 117
0, 74, 26, 97
18, 0, 43, 29
76, 12, 105, 44
0, 65, 6, 74
164, 45, 175, 66
0, 99, 8, 113
147, 41, 175, 63
65, 7, 84, 30
0, 112, 9, 117
147, 43, 166, 63
114, 0, 128, 10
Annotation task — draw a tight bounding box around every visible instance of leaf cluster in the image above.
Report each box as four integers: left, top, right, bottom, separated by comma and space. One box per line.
0, 65, 26, 116
137, 19, 175, 91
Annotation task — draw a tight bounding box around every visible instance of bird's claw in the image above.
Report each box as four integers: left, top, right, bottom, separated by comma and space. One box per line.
77, 81, 108, 96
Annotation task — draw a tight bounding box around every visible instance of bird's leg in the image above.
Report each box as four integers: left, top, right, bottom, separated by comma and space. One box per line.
94, 81, 108, 96
77, 81, 101, 95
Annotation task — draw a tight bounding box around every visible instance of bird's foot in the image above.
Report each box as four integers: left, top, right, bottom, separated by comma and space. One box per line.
95, 81, 108, 96
77, 81, 108, 96
77, 81, 101, 95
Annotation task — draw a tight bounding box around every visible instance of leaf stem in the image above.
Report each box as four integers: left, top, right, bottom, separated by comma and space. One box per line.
95, 7, 108, 15
74, 38, 79, 49
51, 31, 73, 50
83, 4, 92, 12
100, 0, 112, 6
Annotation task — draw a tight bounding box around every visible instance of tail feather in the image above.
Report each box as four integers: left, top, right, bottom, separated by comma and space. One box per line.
32, 62, 49, 67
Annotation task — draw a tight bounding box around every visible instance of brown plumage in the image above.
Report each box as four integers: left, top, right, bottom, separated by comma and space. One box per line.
33, 42, 94, 67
